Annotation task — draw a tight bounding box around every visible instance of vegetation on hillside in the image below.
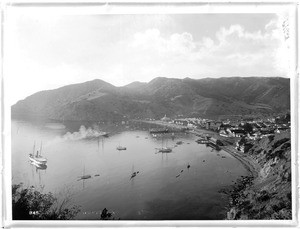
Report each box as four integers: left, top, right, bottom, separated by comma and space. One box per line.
12, 184, 80, 220
12, 77, 290, 121
227, 132, 292, 220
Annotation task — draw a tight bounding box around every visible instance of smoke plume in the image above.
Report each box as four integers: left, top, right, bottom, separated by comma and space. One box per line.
62, 125, 106, 141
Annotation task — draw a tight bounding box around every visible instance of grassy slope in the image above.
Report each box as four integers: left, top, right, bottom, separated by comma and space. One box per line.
227, 132, 292, 220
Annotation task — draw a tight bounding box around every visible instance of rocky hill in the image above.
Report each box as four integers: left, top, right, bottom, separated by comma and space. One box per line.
12, 77, 290, 121
227, 132, 292, 220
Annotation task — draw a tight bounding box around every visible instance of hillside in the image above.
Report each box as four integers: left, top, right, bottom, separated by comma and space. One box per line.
226, 132, 292, 220
12, 77, 290, 121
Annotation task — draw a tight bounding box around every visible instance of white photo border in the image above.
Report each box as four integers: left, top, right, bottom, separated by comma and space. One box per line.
1, 1, 298, 228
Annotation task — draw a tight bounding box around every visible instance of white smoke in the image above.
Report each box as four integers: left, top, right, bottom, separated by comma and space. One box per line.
62, 125, 106, 141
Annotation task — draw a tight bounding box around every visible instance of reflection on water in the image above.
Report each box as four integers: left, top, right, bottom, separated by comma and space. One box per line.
12, 119, 249, 220
29, 161, 47, 191
30, 162, 47, 170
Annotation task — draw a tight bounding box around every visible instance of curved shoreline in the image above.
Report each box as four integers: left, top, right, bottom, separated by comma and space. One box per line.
134, 120, 261, 179
220, 145, 260, 179
133, 120, 291, 220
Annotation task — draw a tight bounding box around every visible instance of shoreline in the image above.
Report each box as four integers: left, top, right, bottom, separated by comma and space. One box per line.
134, 120, 261, 179
220, 145, 260, 179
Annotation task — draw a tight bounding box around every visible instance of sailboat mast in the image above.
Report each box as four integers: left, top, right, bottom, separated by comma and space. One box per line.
39, 141, 43, 156
33, 141, 36, 154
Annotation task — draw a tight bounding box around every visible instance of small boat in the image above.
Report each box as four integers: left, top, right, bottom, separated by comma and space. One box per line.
29, 141, 47, 165
78, 166, 92, 181
158, 147, 172, 153
176, 141, 183, 145
208, 143, 221, 151
156, 137, 172, 153
117, 146, 127, 150
196, 138, 209, 144
99, 132, 109, 137
130, 171, 139, 180
130, 172, 137, 179
79, 175, 91, 180
150, 128, 169, 134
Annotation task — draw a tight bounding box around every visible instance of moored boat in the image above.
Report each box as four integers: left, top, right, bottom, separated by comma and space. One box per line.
150, 128, 169, 134
29, 141, 47, 165
117, 146, 127, 150
158, 147, 172, 153
208, 142, 221, 151
99, 132, 109, 137
80, 175, 92, 179
29, 155, 47, 165
196, 138, 209, 144
30, 161, 47, 170
78, 166, 92, 181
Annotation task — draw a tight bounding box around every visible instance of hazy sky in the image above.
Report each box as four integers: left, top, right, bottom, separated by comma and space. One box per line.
5, 13, 289, 105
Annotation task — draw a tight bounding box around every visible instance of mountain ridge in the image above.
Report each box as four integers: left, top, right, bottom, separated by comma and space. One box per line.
12, 76, 290, 121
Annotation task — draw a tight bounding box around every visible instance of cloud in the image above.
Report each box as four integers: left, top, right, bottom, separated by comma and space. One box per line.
5, 14, 290, 105
128, 18, 288, 78
131, 29, 196, 56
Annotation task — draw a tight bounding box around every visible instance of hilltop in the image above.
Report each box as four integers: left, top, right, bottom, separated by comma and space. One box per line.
12, 77, 290, 121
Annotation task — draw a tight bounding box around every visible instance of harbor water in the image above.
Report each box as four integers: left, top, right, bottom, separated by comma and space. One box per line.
11, 120, 249, 220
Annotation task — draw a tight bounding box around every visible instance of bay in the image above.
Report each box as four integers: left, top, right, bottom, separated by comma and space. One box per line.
11, 119, 249, 220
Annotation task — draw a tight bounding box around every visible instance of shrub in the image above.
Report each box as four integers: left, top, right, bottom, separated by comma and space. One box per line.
281, 142, 291, 150
256, 190, 271, 202
272, 138, 289, 150
268, 135, 275, 142
272, 201, 286, 212
12, 184, 80, 220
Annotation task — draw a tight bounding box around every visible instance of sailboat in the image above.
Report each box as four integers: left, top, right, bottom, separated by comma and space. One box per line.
156, 136, 172, 153
99, 131, 109, 137
78, 166, 91, 180
29, 141, 47, 165
116, 142, 126, 150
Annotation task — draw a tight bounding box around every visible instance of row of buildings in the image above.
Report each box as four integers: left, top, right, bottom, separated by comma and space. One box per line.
161, 114, 291, 152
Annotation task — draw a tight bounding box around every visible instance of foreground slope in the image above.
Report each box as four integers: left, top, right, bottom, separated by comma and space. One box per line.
227, 132, 292, 220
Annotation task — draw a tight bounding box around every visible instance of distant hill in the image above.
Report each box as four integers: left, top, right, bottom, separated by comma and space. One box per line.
11, 77, 290, 121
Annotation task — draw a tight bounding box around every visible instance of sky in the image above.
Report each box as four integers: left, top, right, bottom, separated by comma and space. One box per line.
5, 12, 290, 105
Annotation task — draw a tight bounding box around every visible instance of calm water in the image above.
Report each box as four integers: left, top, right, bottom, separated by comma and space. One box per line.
12, 120, 249, 220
